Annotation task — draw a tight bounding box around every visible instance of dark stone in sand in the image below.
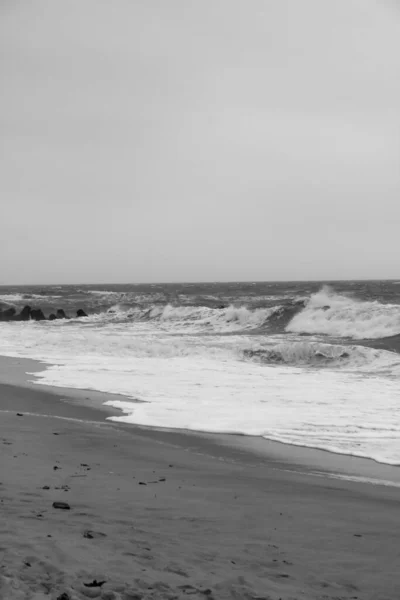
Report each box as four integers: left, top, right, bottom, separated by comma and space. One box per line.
31, 308, 46, 321
48, 313, 57, 321
83, 580, 106, 588
16, 413, 23, 417
42, 485, 50, 490
52, 501, 71, 510
83, 529, 107, 539
139, 481, 147, 485
53, 465, 61, 470
57, 594, 71, 600
76, 308, 88, 318
56, 309, 68, 319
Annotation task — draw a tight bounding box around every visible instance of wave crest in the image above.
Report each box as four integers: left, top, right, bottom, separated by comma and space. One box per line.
286, 286, 400, 339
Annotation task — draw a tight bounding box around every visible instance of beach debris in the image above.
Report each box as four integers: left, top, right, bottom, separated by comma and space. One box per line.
138, 482, 147, 485
353, 534, 363, 537
42, 485, 50, 490
83, 580, 106, 588
83, 530, 107, 539
178, 585, 213, 596
53, 432, 59, 435
52, 501, 71, 510
53, 465, 61, 470
16, 413, 23, 417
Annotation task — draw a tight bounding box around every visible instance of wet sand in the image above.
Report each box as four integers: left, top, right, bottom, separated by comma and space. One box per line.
1, 356, 400, 599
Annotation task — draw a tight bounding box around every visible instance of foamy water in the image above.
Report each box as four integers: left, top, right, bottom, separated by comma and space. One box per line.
1, 282, 400, 465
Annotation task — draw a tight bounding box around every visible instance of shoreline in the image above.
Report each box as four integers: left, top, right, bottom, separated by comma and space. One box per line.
2, 354, 400, 488
2, 355, 400, 597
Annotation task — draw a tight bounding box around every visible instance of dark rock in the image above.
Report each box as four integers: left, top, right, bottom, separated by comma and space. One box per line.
42, 485, 50, 490
17, 306, 32, 321
31, 308, 46, 321
76, 308, 88, 318
52, 501, 70, 510
48, 314, 57, 321
16, 413, 23, 417
57, 594, 71, 600
0, 307, 16, 321
56, 309, 68, 319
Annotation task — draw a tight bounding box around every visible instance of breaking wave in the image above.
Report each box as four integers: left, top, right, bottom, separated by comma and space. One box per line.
102, 303, 277, 333
286, 286, 400, 340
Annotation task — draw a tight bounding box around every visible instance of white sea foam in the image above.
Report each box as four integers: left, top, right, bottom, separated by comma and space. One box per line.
287, 286, 400, 339
0, 318, 400, 464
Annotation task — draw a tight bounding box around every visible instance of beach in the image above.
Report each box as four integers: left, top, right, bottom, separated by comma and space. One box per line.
1, 357, 399, 599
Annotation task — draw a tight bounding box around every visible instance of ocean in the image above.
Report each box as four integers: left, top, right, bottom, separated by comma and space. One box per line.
1, 280, 400, 466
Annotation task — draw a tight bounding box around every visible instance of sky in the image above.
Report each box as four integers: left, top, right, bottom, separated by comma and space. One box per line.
1, 0, 400, 284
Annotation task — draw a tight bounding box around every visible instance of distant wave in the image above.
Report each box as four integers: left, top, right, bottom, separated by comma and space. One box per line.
0, 293, 62, 304
87, 290, 119, 296
286, 286, 400, 340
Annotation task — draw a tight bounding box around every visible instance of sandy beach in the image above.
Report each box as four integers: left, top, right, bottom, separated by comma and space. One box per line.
1, 356, 400, 600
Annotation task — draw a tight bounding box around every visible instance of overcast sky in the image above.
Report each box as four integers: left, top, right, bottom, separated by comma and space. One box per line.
1, 0, 400, 284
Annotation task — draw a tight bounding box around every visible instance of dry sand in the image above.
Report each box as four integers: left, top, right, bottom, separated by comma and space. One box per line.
1, 357, 400, 599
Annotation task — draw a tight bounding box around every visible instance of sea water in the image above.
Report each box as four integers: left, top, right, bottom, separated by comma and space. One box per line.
1, 280, 400, 465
